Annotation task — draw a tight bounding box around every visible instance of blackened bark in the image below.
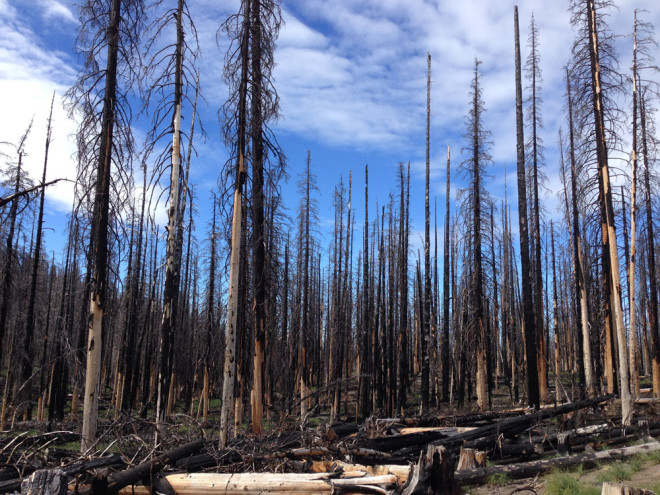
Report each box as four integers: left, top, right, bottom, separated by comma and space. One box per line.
514, 5, 539, 408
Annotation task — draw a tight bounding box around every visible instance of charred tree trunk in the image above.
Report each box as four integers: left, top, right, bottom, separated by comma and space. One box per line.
514, 6, 539, 408
586, 0, 631, 424
220, 0, 250, 447
442, 146, 451, 403
81, 0, 121, 452
250, 0, 266, 435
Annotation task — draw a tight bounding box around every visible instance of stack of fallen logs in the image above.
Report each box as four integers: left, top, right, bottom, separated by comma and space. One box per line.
8, 393, 660, 494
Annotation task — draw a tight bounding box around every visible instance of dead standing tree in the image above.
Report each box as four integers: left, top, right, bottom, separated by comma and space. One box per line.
514, 5, 539, 408
524, 13, 548, 404
65, 0, 144, 452
219, 0, 283, 444
459, 59, 492, 411
570, 0, 631, 423
141, 0, 201, 439
19, 95, 55, 421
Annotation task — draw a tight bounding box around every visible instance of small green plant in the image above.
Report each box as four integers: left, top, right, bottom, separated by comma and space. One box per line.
597, 462, 632, 483
544, 470, 600, 495
487, 472, 509, 485
627, 456, 644, 474
634, 450, 660, 464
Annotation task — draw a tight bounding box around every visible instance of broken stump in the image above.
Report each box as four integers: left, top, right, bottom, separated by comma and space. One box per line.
601, 482, 655, 495
20, 469, 67, 495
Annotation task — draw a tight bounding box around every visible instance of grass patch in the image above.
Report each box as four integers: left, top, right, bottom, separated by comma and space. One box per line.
54, 440, 80, 451
486, 472, 509, 485
597, 462, 633, 483
634, 450, 660, 464
544, 470, 600, 495
640, 482, 660, 494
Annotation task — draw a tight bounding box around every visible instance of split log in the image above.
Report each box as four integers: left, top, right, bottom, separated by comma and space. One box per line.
20, 469, 67, 495
455, 440, 660, 485
601, 482, 654, 495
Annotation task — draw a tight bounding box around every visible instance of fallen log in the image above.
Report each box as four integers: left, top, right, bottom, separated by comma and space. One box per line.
369, 430, 450, 452
454, 440, 660, 485
175, 449, 242, 471
431, 393, 615, 452
398, 427, 476, 436
77, 438, 206, 494
0, 454, 124, 494
149, 472, 400, 494
325, 423, 359, 441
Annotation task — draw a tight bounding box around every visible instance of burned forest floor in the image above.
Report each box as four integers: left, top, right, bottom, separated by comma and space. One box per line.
2, 377, 660, 494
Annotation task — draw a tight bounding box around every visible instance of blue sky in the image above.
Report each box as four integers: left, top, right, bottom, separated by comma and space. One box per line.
0, 0, 658, 262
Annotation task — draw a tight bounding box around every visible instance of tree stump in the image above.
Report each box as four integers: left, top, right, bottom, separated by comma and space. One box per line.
601, 482, 654, 494
20, 469, 67, 495
638, 419, 650, 443
558, 432, 572, 455
402, 445, 457, 495
456, 448, 486, 471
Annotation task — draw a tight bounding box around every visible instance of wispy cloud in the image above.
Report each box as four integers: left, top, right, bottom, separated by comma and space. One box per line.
0, 1, 78, 213
38, 0, 76, 24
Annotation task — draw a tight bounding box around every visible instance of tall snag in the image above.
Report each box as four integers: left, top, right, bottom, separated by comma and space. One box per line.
514, 5, 539, 408
65, 0, 144, 452
460, 59, 491, 410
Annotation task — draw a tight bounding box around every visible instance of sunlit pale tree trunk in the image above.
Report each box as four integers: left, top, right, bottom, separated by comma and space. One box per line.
219, 0, 250, 448
585, 0, 631, 424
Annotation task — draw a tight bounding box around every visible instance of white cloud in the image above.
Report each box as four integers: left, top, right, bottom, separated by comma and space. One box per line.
0, 2, 78, 213
38, 0, 76, 24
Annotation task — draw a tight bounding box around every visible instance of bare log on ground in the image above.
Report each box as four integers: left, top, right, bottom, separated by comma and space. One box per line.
0, 454, 124, 494
77, 438, 206, 494
429, 394, 615, 453
155, 472, 400, 494
455, 441, 660, 485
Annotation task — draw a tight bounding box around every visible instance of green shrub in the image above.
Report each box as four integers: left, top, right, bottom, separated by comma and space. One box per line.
597, 462, 632, 483
487, 472, 509, 485
544, 470, 600, 495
